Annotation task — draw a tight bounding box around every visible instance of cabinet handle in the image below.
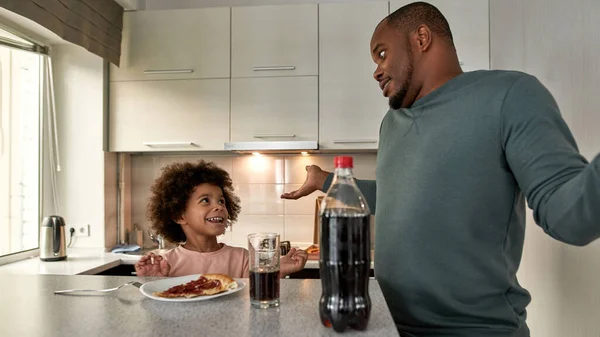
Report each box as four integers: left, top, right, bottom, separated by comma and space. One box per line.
252, 66, 296, 71
333, 139, 377, 144
143, 142, 198, 147
253, 134, 296, 138
143, 69, 194, 74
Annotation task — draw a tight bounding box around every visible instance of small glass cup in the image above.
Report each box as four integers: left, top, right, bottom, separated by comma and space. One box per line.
248, 233, 280, 308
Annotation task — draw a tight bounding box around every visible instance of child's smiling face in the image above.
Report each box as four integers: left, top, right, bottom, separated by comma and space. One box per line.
176, 183, 229, 237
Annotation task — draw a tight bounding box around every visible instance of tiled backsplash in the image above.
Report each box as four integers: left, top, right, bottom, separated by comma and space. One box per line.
131, 153, 377, 248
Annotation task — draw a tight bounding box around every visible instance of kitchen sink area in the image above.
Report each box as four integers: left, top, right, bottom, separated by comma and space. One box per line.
95, 263, 136, 276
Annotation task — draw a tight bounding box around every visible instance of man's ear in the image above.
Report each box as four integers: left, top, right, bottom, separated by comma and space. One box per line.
415, 24, 433, 52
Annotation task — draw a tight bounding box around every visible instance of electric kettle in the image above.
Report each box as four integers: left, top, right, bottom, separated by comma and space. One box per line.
40, 215, 67, 261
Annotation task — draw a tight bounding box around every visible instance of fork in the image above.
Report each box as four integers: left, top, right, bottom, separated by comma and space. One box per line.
54, 281, 143, 295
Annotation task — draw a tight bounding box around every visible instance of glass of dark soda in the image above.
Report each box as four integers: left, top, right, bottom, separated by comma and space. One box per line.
248, 232, 281, 308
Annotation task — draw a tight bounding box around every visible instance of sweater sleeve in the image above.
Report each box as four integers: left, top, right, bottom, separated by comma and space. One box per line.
322, 173, 377, 214
501, 74, 600, 246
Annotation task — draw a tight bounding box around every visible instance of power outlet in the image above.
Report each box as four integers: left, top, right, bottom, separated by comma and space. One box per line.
73, 224, 90, 237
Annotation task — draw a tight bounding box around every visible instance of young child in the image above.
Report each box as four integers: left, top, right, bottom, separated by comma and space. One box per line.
134, 160, 308, 278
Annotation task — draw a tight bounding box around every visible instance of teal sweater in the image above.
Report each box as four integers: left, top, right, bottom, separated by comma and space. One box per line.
323, 70, 600, 336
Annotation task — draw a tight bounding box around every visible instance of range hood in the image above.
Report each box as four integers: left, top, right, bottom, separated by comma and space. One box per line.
224, 140, 318, 152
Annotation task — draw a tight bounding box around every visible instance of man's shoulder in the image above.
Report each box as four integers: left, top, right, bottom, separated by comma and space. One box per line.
454, 70, 545, 105
466, 69, 533, 88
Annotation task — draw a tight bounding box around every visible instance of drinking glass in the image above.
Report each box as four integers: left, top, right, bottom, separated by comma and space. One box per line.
248, 233, 280, 308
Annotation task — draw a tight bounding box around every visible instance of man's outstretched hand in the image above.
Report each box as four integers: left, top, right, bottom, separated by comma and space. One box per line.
281, 165, 330, 200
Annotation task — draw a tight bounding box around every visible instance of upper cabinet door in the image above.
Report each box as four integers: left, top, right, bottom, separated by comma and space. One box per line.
109, 79, 230, 152
319, 2, 389, 150
230, 77, 318, 142
231, 4, 318, 78
110, 7, 230, 81
390, 0, 490, 71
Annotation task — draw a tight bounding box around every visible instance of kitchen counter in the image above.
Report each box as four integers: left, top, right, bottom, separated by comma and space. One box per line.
0, 248, 139, 275
0, 247, 371, 275
0, 274, 398, 337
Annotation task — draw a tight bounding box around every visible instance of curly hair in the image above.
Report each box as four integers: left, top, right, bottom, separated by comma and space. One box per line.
147, 160, 241, 243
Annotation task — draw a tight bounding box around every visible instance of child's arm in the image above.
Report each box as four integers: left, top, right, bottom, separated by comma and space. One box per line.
134, 252, 171, 277
279, 248, 308, 278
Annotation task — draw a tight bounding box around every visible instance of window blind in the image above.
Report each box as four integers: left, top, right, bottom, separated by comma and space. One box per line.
0, 0, 123, 65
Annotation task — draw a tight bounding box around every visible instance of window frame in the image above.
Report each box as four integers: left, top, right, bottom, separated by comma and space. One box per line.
0, 23, 49, 265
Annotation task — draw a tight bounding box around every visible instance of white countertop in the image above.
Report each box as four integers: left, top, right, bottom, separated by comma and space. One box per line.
0, 248, 141, 275
0, 247, 322, 275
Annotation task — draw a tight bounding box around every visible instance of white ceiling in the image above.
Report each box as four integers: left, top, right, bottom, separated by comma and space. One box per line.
114, 0, 144, 10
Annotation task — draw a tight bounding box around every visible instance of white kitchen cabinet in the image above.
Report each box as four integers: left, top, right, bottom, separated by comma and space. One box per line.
319, 1, 390, 150
110, 7, 230, 81
231, 4, 318, 78
109, 79, 229, 152
390, 0, 490, 72
230, 77, 318, 142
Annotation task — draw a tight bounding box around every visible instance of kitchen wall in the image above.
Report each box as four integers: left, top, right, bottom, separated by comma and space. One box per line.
130, 153, 377, 248
490, 0, 600, 336
48, 44, 117, 248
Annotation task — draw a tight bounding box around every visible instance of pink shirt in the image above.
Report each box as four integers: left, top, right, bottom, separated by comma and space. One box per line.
161, 244, 249, 278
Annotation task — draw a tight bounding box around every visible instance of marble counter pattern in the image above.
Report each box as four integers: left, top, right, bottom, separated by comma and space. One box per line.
0, 274, 399, 337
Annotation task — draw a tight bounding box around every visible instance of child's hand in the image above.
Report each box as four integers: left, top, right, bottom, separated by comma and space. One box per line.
134, 253, 170, 277
280, 248, 308, 277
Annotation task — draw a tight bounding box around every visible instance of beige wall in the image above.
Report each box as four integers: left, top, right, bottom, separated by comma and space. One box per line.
49, 44, 115, 248
491, 0, 600, 336
130, 153, 377, 248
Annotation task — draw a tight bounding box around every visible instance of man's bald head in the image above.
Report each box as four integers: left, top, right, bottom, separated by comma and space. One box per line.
370, 2, 462, 109
385, 2, 454, 47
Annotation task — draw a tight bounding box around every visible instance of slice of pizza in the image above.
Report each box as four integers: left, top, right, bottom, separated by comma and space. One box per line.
153, 274, 238, 299
306, 244, 319, 254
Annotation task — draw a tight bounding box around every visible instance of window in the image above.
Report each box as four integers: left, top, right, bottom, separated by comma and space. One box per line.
0, 26, 45, 262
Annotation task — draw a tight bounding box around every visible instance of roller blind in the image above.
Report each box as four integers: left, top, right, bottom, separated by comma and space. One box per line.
0, 0, 123, 65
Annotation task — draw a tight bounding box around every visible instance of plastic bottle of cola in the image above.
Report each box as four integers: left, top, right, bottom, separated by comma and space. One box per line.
319, 156, 372, 332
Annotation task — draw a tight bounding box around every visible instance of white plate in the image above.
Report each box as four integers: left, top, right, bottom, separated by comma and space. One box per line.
139, 274, 246, 302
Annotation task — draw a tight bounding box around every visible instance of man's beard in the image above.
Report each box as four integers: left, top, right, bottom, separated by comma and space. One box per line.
388, 64, 413, 110
388, 51, 414, 110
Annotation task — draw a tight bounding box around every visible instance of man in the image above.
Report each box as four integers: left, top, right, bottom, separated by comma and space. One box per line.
281, 2, 600, 337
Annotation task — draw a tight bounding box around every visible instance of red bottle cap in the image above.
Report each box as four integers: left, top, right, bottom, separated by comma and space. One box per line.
334, 156, 353, 168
